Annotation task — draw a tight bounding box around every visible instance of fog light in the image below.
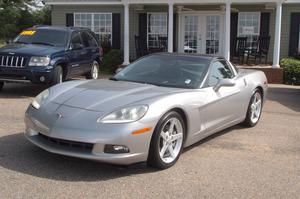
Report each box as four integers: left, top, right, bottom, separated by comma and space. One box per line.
104, 145, 130, 154
40, 76, 45, 82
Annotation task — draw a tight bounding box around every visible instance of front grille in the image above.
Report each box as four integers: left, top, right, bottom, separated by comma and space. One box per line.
37, 133, 94, 152
0, 55, 27, 68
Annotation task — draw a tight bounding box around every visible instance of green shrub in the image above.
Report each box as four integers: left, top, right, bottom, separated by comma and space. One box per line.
280, 58, 300, 85
101, 49, 123, 74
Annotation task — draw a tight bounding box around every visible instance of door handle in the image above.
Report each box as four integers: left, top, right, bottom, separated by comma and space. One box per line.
71, 64, 79, 68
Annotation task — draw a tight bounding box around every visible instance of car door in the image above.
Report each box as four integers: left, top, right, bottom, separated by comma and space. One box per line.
66, 32, 86, 76
80, 31, 97, 73
201, 60, 246, 135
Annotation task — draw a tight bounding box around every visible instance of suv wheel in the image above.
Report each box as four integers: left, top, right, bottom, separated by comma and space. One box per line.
51, 65, 63, 85
86, 61, 99, 80
0, 82, 4, 91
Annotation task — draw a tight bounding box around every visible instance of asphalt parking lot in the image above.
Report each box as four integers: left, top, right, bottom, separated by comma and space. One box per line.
0, 82, 299, 199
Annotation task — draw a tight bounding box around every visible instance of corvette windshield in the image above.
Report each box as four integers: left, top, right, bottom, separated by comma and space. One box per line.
14, 29, 68, 47
114, 55, 210, 89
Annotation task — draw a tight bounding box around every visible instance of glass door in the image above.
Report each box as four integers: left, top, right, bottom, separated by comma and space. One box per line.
184, 15, 198, 54
205, 15, 221, 55
182, 14, 222, 55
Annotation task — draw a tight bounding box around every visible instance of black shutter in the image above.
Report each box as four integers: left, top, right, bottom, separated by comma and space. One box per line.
139, 13, 148, 48
289, 13, 300, 56
260, 13, 270, 37
173, 13, 177, 52
230, 13, 238, 55
66, 13, 74, 27
112, 13, 121, 49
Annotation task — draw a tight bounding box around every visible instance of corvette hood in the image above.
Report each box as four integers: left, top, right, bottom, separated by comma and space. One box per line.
52, 80, 179, 112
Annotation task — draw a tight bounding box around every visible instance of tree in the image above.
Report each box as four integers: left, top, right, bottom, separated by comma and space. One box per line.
0, 0, 51, 40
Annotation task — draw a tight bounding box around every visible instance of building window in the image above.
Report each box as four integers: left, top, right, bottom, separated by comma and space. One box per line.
238, 12, 260, 48
147, 13, 168, 49
74, 13, 112, 43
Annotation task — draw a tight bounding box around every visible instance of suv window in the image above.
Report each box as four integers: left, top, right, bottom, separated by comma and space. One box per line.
81, 31, 98, 47
207, 60, 234, 87
71, 32, 82, 47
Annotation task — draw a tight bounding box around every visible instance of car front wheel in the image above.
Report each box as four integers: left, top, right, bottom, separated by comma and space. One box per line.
86, 61, 99, 80
51, 65, 63, 85
148, 111, 185, 169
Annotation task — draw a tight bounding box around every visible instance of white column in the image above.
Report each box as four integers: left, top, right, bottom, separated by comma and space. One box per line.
168, 3, 174, 53
224, 1, 231, 60
123, 3, 130, 65
273, 2, 282, 68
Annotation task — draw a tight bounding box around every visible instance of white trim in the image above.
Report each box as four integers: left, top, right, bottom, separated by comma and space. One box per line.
123, 3, 130, 65
224, 2, 231, 60
45, 0, 291, 6
272, 2, 282, 68
168, 3, 174, 53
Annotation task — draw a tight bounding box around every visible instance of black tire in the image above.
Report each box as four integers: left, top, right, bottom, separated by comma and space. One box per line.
85, 61, 99, 80
0, 81, 4, 91
243, 89, 263, 127
147, 111, 186, 170
51, 65, 63, 85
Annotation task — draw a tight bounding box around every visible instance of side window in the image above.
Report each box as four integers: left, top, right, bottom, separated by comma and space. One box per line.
81, 31, 98, 48
71, 32, 82, 47
208, 61, 234, 86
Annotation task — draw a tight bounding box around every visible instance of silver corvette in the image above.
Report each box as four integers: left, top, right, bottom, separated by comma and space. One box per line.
24, 53, 268, 169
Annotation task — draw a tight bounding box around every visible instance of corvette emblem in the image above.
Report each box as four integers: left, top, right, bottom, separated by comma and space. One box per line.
56, 113, 64, 119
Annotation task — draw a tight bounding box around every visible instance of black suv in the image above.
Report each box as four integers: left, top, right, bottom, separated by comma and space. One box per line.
0, 26, 103, 91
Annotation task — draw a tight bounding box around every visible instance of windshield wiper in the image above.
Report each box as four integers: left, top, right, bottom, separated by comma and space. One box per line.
15, 41, 29, 44
31, 42, 54, 46
109, 77, 119, 81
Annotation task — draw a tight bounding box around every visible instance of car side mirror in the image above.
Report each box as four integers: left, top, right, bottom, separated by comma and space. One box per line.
213, 78, 236, 92
5, 39, 13, 44
70, 43, 83, 50
115, 67, 124, 74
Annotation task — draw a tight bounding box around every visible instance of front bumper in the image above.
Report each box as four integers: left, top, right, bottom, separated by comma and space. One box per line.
0, 66, 53, 84
24, 106, 155, 165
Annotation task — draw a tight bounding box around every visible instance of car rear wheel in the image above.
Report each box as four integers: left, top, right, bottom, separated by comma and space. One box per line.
51, 65, 63, 85
243, 90, 263, 127
0, 82, 4, 91
86, 61, 99, 80
147, 111, 185, 169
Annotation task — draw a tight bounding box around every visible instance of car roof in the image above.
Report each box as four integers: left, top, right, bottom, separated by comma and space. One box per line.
26, 25, 91, 32
151, 52, 225, 62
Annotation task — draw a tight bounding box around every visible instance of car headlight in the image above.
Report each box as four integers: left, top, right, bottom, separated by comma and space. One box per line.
98, 105, 148, 124
31, 89, 50, 109
29, 56, 50, 66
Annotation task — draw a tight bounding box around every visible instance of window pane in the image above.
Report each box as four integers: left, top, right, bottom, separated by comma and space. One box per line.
147, 13, 168, 49
237, 12, 260, 49
74, 13, 112, 44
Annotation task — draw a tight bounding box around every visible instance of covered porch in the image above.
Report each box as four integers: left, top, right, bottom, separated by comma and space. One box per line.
120, 0, 284, 69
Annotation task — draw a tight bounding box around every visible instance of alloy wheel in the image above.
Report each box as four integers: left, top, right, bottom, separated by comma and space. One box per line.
159, 117, 183, 164
250, 92, 262, 124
